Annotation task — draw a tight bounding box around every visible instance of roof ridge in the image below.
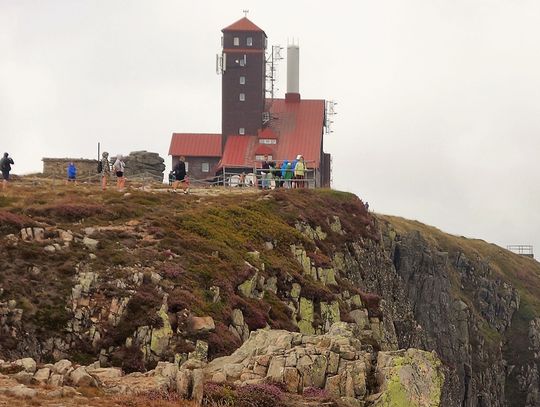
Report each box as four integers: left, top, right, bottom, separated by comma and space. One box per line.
222, 17, 265, 33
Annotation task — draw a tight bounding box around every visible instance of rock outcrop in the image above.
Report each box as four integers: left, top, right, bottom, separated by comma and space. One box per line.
1, 187, 539, 406
0, 323, 444, 406
205, 322, 444, 405
123, 150, 165, 181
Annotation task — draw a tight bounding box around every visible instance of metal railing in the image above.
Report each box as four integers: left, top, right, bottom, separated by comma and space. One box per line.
507, 245, 534, 257
214, 160, 319, 189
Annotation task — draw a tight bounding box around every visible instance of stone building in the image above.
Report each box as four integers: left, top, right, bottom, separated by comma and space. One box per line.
42, 158, 98, 180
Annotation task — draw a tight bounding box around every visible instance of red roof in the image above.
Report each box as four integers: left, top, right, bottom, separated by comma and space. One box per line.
222, 17, 265, 33
169, 133, 222, 157
218, 98, 325, 169
270, 99, 325, 167
219, 136, 257, 167
258, 128, 278, 139
254, 145, 275, 155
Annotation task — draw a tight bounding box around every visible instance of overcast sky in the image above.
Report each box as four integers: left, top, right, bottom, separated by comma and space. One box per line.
1, 0, 540, 256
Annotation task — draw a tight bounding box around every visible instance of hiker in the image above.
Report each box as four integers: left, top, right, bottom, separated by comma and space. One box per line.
283, 161, 294, 189
291, 155, 299, 188
168, 170, 175, 186
172, 156, 188, 193
100, 152, 111, 190
261, 155, 270, 189
267, 160, 277, 189
66, 162, 77, 185
112, 155, 126, 191
0, 152, 14, 191
365, 201, 370, 212
280, 160, 289, 188
294, 155, 306, 188
239, 172, 246, 187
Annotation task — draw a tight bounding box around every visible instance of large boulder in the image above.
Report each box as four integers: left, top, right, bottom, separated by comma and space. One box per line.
123, 151, 165, 181
373, 349, 444, 407
69, 366, 98, 387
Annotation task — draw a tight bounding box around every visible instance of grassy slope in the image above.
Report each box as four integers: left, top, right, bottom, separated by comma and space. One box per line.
0, 183, 375, 365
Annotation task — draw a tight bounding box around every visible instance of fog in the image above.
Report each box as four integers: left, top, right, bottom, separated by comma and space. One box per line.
1, 0, 539, 255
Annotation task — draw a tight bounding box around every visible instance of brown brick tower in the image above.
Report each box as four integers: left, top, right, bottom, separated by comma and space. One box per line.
221, 17, 267, 150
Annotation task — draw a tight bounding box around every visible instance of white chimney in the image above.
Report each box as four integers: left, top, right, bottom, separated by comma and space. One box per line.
286, 44, 300, 102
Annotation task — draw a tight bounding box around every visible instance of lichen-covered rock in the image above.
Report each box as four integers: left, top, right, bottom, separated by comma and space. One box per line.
298, 297, 315, 334
374, 349, 444, 407
150, 305, 173, 356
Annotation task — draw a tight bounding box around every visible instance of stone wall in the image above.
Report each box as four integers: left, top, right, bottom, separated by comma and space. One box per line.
43, 151, 166, 182
42, 158, 98, 180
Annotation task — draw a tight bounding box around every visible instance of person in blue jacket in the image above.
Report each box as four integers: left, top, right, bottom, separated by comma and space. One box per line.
66, 162, 77, 184
280, 160, 289, 188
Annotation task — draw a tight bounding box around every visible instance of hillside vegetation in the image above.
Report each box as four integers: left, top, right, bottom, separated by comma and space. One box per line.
0, 181, 538, 406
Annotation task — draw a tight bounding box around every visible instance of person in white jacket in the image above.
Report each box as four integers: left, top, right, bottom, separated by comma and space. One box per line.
112, 155, 126, 191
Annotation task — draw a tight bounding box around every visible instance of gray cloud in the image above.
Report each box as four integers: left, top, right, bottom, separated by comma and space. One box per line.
1, 0, 539, 256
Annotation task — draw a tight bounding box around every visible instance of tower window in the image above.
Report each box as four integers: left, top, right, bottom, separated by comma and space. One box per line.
239, 55, 246, 66
239, 76, 245, 85
239, 93, 245, 101
239, 128, 245, 135
233, 37, 239, 46
247, 37, 253, 46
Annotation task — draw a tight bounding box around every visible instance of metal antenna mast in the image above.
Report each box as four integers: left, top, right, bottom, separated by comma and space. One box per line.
265, 45, 283, 103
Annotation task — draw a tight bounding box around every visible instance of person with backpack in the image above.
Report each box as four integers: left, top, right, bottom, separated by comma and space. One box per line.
112, 155, 126, 191
0, 153, 14, 191
100, 152, 110, 190
66, 162, 77, 185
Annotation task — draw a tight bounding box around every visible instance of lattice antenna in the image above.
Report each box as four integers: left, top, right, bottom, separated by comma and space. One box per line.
325, 100, 338, 134
265, 45, 284, 101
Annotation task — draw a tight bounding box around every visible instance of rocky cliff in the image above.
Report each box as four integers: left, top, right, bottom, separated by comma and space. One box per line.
0, 185, 538, 405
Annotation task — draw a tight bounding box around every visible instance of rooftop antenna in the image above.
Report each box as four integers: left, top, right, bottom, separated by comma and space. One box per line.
243, 9, 249, 17
265, 45, 284, 103
325, 100, 338, 134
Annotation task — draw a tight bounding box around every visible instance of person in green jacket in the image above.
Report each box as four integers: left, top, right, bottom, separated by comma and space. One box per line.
283, 162, 294, 189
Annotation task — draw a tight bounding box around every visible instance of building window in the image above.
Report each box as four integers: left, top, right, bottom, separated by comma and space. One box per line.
247, 37, 253, 46
255, 155, 272, 161
259, 139, 277, 144
239, 55, 246, 66
185, 162, 189, 172
239, 76, 245, 85
239, 128, 245, 135
233, 37, 239, 46
202, 162, 210, 173
239, 93, 245, 101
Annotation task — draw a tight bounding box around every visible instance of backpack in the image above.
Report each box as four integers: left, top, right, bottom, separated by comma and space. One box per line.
0, 158, 8, 172
97, 161, 103, 174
